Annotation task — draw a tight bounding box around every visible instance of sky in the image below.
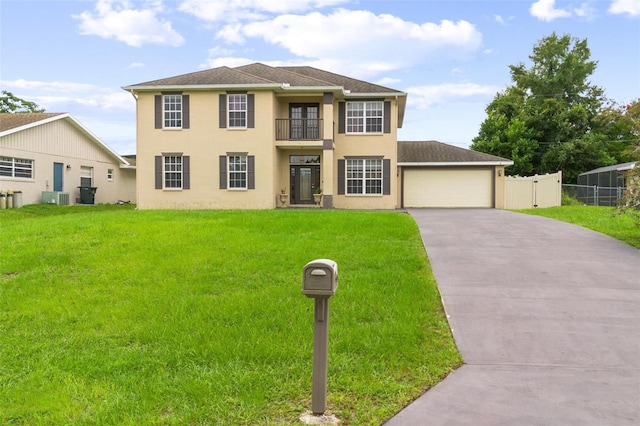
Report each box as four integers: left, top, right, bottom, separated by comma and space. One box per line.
1, 0, 639, 156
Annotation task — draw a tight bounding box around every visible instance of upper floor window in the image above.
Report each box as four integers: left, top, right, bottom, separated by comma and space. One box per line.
164, 95, 182, 128
346, 158, 382, 195
347, 101, 383, 134
0, 156, 33, 179
228, 94, 247, 128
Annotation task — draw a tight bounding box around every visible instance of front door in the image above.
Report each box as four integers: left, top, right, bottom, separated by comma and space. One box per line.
290, 104, 319, 140
53, 162, 64, 191
290, 165, 320, 205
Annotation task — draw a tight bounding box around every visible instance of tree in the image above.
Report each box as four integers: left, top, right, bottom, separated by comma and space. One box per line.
471, 33, 607, 181
0, 90, 45, 113
592, 99, 640, 163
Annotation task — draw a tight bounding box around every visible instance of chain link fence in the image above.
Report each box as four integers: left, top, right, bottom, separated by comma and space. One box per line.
563, 184, 628, 206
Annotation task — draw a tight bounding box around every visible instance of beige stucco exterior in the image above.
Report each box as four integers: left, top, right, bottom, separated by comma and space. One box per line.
0, 115, 135, 206
132, 88, 401, 210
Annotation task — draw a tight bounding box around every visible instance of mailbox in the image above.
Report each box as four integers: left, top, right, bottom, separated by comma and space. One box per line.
302, 259, 338, 298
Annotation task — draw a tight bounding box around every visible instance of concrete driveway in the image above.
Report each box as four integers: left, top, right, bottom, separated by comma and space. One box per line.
385, 209, 639, 426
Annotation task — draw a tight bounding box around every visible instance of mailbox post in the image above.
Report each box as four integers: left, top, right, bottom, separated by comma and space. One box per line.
302, 259, 338, 416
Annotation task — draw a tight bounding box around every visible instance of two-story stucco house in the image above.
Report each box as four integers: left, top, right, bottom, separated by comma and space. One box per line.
122, 63, 407, 210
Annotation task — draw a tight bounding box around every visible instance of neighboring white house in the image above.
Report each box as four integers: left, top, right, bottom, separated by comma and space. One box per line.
0, 113, 136, 206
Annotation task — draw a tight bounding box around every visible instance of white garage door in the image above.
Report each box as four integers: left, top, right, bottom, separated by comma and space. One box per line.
404, 167, 494, 208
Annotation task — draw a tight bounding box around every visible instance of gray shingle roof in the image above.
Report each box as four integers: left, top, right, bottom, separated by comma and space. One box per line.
398, 141, 512, 164
279, 66, 402, 94
125, 63, 404, 94
0, 113, 65, 132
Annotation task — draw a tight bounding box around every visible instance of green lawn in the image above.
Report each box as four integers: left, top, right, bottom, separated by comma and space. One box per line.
0, 205, 461, 425
517, 205, 640, 248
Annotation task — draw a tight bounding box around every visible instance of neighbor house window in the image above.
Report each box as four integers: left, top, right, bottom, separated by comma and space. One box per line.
80, 166, 93, 186
346, 101, 383, 134
164, 155, 183, 189
164, 94, 182, 128
346, 159, 382, 195
228, 94, 247, 128
228, 155, 247, 189
0, 156, 33, 179
107, 169, 114, 181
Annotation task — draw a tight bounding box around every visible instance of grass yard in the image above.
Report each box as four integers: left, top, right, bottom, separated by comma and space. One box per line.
517, 205, 640, 248
0, 205, 461, 425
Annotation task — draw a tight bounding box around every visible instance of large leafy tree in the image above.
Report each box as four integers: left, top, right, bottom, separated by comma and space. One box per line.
0, 90, 45, 113
471, 33, 610, 181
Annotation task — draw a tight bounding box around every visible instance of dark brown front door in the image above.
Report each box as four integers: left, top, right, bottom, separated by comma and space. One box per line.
290, 165, 320, 205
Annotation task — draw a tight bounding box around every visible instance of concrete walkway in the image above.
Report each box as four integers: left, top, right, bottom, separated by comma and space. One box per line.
385, 209, 640, 426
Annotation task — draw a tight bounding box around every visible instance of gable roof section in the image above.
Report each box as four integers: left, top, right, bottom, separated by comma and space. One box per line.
0, 113, 133, 168
123, 63, 407, 127
398, 141, 513, 166
0, 112, 65, 132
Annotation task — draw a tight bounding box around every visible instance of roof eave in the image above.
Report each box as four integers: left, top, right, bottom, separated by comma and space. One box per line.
398, 161, 514, 167
122, 83, 283, 92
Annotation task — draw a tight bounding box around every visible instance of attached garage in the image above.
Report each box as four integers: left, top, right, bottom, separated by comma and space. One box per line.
398, 141, 513, 209
404, 167, 494, 208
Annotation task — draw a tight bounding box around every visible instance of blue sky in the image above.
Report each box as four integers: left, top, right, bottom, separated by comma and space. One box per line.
1, 0, 639, 155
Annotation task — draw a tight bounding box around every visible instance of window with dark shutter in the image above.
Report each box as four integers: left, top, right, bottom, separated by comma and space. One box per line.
183, 156, 190, 189
219, 155, 227, 189
154, 96, 162, 129
219, 94, 227, 128
182, 95, 190, 129
247, 155, 255, 189
383, 101, 391, 134
155, 155, 162, 188
383, 159, 391, 194
338, 102, 345, 134
247, 94, 255, 129
337, 159, 345, 194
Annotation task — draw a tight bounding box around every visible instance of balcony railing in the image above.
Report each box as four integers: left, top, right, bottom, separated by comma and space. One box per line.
276, 118, 323, 141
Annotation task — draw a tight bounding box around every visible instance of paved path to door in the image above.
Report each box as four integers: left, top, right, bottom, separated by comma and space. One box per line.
385, 209, 639, 425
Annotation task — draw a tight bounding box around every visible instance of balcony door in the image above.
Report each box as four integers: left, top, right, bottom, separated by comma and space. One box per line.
290, 104, 319, 140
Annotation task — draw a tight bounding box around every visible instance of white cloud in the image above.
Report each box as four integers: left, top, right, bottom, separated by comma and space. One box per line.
574, 2, 597, 20
73, 0, 184, 47
495, 15, 505, 25
405, 83, 500, 109
376, 77, 402, 86
609, 0, 640, 16
0, 79, 135, 111
127, 62, 145, 69
178, 0, 347, 22
530, 0, 572, 21
214, 9, 482, 78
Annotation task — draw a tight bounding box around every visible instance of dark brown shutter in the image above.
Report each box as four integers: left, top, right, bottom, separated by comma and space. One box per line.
383, 101, 391, 133
182, 156, 190, 189
247, 94, 255, 128
338, 102, 345, 134
219, 155, 227, 189
247, 155, 255, 189
155, 95, 162, 129
337, 159, 345, 195
155, 155, 162, 189
219, 94, 227, 128
182, 95, 190, 129
383, 159, 391, 195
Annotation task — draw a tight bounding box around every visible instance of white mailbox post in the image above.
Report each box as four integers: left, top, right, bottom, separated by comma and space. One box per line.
302, 259, 338, 416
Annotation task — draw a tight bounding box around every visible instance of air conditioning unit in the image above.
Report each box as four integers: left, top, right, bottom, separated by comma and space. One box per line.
42, 191, 70, 206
